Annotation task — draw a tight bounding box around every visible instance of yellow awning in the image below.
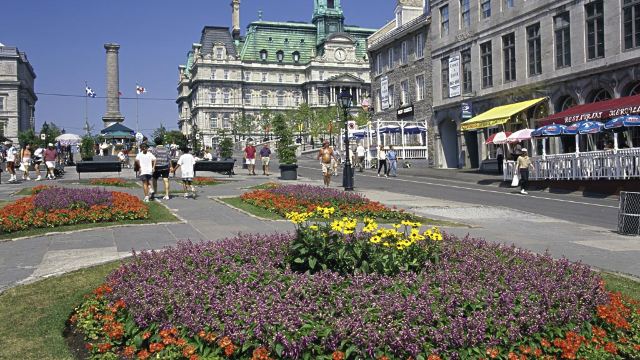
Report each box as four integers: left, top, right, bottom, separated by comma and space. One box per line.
460, 97, 547, 131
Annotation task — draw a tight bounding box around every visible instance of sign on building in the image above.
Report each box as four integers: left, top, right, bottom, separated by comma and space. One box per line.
448, 55, 461, 98
381, 76, 390, 110
461, 102, 472, 119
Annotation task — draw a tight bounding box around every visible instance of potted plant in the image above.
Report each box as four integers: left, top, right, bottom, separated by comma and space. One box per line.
272, 113, 298, 180
80, 135, 95, 161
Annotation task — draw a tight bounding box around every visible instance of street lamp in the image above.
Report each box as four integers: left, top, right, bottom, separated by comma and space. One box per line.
339, 89, 354, 191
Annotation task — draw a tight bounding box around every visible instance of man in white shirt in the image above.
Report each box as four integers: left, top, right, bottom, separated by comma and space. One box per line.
135, 143, 156, 202
355, 144, 366, 172
5, 141, 17, 183
173, 147, 197, 198
33, 146, 44, 181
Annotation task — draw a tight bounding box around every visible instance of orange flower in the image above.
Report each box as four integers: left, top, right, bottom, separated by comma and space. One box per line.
224, 344, 236, 357
142, 332, 151, 340
252, 347, 272, 360
486, 348, 499, 358
332, 351, 345, 360
149, 342, 165, 353
604, 342, 618, 355
182, 345, 196, 357
540, 339, 551, 348
123, 346, 136, 357
427, 355, 442, 360
137, 349, 150, 360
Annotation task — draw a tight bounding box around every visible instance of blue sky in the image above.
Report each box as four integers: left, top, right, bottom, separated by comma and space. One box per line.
1, 0, 395, 136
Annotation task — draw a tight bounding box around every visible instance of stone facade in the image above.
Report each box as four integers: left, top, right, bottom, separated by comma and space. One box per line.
368, 1, 433, 162
430, 0, 640, 168
0, 45, 36, 143
177, 0, 376, 148
102, 43, 125, 128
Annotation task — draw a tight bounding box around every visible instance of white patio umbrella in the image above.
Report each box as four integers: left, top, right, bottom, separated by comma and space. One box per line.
55, 133, 82, 146
490, 131, 510, 145
507, 129, 534, 143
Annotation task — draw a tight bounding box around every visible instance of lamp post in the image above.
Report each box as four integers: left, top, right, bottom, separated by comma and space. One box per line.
339, 89, 354, 191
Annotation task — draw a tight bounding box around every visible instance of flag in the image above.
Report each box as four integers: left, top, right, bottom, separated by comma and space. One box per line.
136, 85, 146, 95
85, 86, 96, 98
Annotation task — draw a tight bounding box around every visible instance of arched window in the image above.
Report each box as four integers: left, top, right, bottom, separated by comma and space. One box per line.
292, 51, 300, 63
276, 50, 284, 63
624, 82, 640, 96
259, 49, 268, 61
588, 89, 612, 103
277, 91, 285, 106
261, 91, 269, 106
556, 95, 576, 112
223, 89, 231, 104
293, 91, 302, 106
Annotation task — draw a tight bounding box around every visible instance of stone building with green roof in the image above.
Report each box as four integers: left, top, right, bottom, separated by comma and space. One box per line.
177, 0, 376, 148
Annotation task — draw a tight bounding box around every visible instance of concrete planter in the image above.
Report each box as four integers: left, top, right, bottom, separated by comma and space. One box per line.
279, 164, 298, 180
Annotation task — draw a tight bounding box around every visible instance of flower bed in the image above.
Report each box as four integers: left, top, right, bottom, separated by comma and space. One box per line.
240, 184, 411, 220
192, 177, 222, 186
72, 210, 640, 359
88, 178, 132, 187
0, 187, 148, 233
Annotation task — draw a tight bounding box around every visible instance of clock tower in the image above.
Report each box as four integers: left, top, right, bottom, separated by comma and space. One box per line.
312, 0, 345, 47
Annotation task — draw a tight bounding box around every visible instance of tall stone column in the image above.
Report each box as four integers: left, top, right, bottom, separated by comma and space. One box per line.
102, 43, 125, 128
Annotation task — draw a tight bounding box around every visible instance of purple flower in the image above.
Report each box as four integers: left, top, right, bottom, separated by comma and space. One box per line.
33, 186, 112, 210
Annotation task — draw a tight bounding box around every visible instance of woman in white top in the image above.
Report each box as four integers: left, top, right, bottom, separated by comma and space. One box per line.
377, 145, 388, 177
20, 144, 33, 181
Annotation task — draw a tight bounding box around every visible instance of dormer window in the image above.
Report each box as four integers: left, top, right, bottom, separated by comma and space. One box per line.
328, 0, 335, 9
292, 51, 300, 63
215, 48, 224, 60
260, 49, 268, 61
276, 50, 284, 63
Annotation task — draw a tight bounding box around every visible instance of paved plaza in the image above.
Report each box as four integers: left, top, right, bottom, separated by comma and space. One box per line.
0, 164, 638, 293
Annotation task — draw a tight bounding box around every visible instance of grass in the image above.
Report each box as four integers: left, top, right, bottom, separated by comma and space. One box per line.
0, 260, 124, 360
0, 202, 178, 241
218, 196, 464, 226
0, 263, 638, 359
246, 182, 279, 190
14, 187, 35, 196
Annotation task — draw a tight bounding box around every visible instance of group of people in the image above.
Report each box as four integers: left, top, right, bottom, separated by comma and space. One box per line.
317, 142, 400, 187
243, 142, 272, 176
1, 141, 59, 183
134, 138, 197, 202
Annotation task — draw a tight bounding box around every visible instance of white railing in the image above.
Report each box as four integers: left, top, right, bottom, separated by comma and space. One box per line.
504, 148, 640, 181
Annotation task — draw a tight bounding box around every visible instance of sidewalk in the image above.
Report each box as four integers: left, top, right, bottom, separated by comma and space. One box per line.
1, 166, 638, 293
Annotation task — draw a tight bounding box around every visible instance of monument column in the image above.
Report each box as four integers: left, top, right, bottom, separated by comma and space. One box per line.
102, 43, 125, 127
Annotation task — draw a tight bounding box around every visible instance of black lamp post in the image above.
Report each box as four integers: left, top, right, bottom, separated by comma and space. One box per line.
339, 89, 354, 191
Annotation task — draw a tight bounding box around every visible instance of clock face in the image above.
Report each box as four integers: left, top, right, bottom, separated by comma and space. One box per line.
335, 48, 346, 61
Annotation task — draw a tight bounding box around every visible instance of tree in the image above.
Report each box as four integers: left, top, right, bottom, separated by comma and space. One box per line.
39, 122, 62, 146
164, 130, 188, 149
152, 125, 167, 144
18, 129, 39, 148
259, 107, 273, 140
353, 108, 371, 127
80, 135, 95, 160
235, 113, 254, 139
218, 129, 234, 159
272, 113, 297, 165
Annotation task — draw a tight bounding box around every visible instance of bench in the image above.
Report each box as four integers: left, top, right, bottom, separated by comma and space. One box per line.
76, 160, 122, 179
194, 159, 236, 177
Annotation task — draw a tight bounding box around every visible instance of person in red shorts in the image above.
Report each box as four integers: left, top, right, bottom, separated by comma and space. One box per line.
244, 141, 257, 175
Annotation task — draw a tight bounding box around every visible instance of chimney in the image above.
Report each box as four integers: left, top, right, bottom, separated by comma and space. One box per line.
231, 0, 241, 41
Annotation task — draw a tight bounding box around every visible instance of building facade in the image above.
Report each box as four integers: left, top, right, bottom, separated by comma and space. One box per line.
368, 0, 433, 162
429, 0, 640, 169
177, 0, 376, 148
0, 44, 37, 142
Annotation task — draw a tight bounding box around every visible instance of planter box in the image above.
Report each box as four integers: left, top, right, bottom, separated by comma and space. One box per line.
279, 164, 298, 180
76, 161, 122, 179
194, 159, 236, 177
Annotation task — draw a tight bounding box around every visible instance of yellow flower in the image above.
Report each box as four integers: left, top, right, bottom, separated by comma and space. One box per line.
383, 242, 391, 247
370, 235, 382, 243
392, 224, 402, 229
309, 225, 319, 231
330, 220, 343, 232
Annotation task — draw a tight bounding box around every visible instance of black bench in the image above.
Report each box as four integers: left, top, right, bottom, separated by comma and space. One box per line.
76, 160, 122, 179
194, 159, 236, 177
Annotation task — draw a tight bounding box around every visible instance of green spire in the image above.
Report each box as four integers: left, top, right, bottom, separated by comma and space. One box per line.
312, 0, 345, 45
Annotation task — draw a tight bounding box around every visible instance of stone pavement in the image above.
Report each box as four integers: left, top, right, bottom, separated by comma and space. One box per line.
0, 164, 638, 293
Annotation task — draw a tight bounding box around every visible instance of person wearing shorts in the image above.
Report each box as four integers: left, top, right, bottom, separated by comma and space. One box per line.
33, 145, 44, 181
317, 140, 337, 187
151, 137, 173, 201
135, 143, 156, 202
244, 142, 257, 175
173, 147, 196, 198
44, 143, 58, 180
20, 144, 33, 181
5, 141, 17, 183
259, 143, 271, 175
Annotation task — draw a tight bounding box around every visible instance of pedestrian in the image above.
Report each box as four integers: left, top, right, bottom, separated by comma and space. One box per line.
33, 145, 44, 181
43, 143, 58, 180
332, 147, 341, 176
173, 147, 196, 198
387, 145, 398, 177
355, 143, 366, 172
516, 148, 533, 195
20, 144, 32, 181
203, 148, 213, 160
377, 145, 388, 177
5, 141, 17, 183
318, 140, 337, 187
260, 143, 271, 175
151, 137, 173, 201
496, 146, 504, 174
244, 141, 257, 175
135, 143, 156, 202
513, 143, 522, 161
